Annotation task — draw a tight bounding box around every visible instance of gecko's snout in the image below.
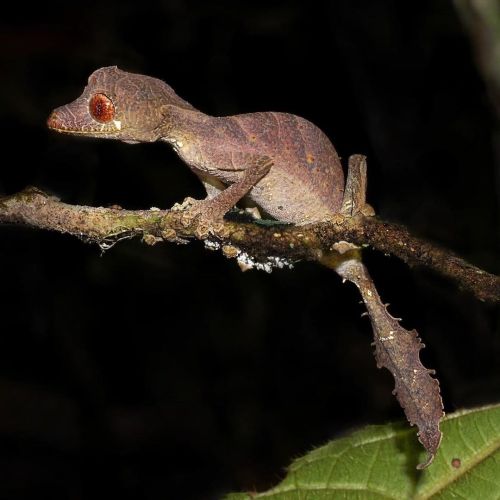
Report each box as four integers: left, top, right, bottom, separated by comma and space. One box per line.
47, 104, 82, 133
47, 99, 120, 138
47, 110, 64, 131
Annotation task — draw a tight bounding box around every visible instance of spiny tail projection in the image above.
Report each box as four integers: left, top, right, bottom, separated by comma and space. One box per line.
330, 253, 444, 468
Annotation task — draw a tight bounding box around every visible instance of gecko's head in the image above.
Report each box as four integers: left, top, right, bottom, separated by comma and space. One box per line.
47, 66, 192, 143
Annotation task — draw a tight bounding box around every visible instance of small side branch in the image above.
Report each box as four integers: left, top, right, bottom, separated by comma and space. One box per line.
1, 187, 499, 304
315, 217, 500, 304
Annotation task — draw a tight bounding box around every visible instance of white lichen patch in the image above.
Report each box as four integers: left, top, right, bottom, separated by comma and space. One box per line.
204, 239, 221, 251
236, 252, 294, 273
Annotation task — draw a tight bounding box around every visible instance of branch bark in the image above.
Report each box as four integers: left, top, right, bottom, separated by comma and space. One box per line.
1, 186, 499, 304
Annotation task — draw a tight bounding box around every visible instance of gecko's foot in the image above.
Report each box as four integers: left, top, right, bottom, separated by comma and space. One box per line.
360, 203, 376, 217
325, 213, 347, 225
172, 198, 225, 238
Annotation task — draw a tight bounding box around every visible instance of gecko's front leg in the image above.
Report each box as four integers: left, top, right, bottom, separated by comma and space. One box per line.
176, 155, 273, 231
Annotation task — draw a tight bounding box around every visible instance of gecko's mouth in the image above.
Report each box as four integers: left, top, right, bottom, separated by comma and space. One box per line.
47, 111, 116, 136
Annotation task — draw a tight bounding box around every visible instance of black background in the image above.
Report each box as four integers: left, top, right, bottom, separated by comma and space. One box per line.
1, 1, 499, 499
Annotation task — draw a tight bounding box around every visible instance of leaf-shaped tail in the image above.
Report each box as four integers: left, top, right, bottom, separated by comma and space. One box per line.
327, 249, 444, 468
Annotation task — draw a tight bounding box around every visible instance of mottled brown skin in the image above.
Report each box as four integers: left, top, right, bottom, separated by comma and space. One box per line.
47, 66, 346, 225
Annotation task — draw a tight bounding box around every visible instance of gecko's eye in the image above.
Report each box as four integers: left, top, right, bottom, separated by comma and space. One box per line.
89, 93, 115, 123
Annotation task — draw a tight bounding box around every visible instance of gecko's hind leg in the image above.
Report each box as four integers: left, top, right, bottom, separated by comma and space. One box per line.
340, 155, 375, 217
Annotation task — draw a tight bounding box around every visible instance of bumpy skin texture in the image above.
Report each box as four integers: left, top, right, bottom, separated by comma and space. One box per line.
48, 66, 345, 225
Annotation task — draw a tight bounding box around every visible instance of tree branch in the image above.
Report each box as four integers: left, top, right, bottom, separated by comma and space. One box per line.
1, 187, 499, 304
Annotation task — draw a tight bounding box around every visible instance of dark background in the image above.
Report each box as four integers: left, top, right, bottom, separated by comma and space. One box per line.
1, 1, 499, 499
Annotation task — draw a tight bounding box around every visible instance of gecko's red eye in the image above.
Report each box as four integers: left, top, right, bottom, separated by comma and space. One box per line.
89, 93, 115, 123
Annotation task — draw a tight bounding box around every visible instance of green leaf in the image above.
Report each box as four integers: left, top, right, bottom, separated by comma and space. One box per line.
224, 404, 500, 499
